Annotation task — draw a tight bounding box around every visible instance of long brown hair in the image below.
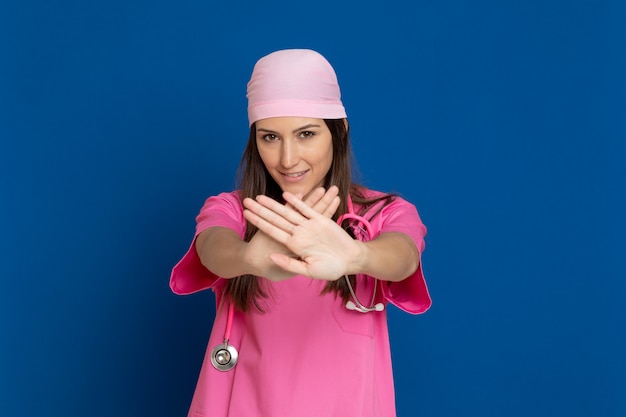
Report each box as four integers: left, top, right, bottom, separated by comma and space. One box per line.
227, 119, 395, 312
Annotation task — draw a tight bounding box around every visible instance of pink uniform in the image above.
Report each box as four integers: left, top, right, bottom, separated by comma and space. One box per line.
170, 189, 431, 417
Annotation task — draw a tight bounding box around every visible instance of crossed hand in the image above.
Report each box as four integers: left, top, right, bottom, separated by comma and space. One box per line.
243, 186, 362, 281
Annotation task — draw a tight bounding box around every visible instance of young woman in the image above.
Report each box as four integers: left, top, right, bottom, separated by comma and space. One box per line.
170, 49, 431, 417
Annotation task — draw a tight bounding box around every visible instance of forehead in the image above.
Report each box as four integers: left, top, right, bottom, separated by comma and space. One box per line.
255, 117, 326, 131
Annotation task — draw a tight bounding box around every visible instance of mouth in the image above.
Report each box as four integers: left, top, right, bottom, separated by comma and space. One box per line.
282, 170, 308, 177
280, 170, 309, 181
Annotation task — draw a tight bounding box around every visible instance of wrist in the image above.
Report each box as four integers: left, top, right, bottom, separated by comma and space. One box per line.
241, 241, 262, 277
346, 240, 369, 276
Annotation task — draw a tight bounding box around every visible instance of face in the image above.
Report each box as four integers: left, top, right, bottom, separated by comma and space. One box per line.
255, 117, 333, 198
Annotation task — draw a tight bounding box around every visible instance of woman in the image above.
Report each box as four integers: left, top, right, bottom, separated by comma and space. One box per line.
171, 49, 431, 417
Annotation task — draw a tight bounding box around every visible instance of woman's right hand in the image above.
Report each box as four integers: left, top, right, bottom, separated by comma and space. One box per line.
243, 186, 340, 281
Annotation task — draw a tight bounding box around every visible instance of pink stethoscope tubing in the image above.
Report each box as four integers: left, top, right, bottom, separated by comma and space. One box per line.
337, 197, 384, 313
336, 196, 375, 241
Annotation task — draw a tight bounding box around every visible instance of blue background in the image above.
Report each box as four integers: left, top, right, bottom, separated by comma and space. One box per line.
1, 0, 624, 416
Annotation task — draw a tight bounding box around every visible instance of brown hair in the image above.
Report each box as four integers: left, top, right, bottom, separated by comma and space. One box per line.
226, 119, 395, 312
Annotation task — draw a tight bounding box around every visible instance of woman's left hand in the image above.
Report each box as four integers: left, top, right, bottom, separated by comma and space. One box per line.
242, 189, 363, 281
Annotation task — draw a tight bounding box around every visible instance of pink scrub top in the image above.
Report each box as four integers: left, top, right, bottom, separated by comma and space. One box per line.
170, 189, 431, 417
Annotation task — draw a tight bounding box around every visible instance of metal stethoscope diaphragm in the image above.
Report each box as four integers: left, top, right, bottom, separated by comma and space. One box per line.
210, 302, 238, 372
210, 337, 238, 371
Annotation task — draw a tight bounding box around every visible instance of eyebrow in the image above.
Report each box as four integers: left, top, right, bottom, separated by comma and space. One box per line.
256, 123, 321, 134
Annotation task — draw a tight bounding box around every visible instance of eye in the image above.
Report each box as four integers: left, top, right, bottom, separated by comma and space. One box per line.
299, 131, 316, 139
260, 134, 279, 142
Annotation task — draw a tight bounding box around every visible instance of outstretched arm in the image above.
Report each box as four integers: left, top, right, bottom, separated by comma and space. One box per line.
242, 191, 419, 282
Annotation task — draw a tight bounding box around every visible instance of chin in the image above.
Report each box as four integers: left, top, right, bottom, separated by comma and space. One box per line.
280, 183, 313, 197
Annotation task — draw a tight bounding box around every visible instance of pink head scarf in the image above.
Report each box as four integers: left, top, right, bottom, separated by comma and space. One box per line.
246, 49, 347, 126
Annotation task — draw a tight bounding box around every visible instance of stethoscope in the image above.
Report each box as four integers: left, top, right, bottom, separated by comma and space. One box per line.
336, 197, 385, 313
210, 299, 239, 372
210, 196, 384, 371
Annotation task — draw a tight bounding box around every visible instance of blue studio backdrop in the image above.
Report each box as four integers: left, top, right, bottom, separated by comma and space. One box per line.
1, 0, 624, 416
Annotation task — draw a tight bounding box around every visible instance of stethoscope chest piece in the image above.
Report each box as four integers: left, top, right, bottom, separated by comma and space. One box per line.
211, 341, 238, 372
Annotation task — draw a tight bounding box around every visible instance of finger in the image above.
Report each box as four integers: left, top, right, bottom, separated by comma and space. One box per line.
243, 197, 298, 233
311, 186, 339, 217
244, 196, 305, 230
302, 187, 325, 208
243, 209, 291, 243
282, 192, 319, 219
323, 195, 341, 218
286, 192, 305, 211
254, 194, 308, 225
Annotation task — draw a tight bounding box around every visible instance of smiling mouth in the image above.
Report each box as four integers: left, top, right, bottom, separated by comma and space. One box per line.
282, 170, 309, 178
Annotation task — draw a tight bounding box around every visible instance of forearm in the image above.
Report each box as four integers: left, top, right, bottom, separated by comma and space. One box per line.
195, 227, 253, 278
349, 232, 420, 282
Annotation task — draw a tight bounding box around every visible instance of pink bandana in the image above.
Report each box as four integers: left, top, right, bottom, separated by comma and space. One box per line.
246, 49, 347, 126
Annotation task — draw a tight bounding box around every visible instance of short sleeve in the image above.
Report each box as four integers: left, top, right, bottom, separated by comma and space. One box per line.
371, 197, 431, 314
169, 192, 245, 295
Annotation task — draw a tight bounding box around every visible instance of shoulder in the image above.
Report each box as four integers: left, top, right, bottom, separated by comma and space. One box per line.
199, 190, 242, 211
195, 190, 245, 234
213, 189, 242, 203
354, 186, 422, 229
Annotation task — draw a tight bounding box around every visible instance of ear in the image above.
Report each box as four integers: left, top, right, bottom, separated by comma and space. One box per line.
343, 118, 349, 131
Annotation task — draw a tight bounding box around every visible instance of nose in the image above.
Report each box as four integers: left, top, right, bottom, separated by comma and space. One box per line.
280, 139, 299, 169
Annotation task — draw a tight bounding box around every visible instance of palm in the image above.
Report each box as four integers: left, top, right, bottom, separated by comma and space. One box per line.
243, 189, 360, 281
276, 215, 357, 280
